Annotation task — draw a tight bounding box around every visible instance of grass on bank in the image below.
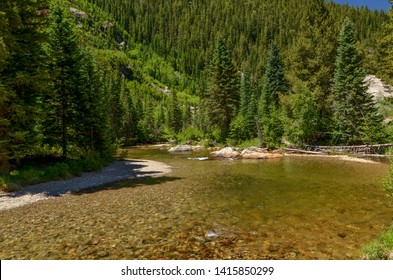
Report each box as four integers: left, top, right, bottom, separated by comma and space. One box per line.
361, 158, 393, 260
362, 225, 393, 260
0, 153, 113, 192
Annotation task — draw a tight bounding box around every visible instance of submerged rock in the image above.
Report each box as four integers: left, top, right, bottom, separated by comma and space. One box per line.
168, 145, 193, 152
187, 157, 209, 161
210, 147, 240, 158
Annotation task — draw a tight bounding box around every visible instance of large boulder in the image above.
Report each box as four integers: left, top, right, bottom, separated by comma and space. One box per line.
241, 146, 283, 159
241, 152, 283, 159
211, 147, 240, 158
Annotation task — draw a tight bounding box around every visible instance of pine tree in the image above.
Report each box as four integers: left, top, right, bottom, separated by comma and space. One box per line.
0, 11, 10, 168
44, 0, 84, 158
258, 43, 288, 147
239, 70, 252, 116
75, 49, 112, 157
169, 91, 182, 133
332, 19, 384, 144
205, 36, 239, 140
0, 0, 49, 164
259, 43, 288, 116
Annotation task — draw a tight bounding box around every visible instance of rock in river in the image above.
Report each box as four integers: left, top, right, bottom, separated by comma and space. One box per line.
169, 145, 205, 152
210, 147, 240, 158
241, 147, 283, 159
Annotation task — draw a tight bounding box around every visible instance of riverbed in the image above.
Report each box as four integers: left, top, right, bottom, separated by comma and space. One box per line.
0, 146, 391, 259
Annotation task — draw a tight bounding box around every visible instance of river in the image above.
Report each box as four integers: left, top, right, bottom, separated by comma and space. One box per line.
0, 146, 391, 259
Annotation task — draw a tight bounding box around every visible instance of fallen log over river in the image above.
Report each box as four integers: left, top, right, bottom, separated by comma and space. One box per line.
303, 144, 393, 155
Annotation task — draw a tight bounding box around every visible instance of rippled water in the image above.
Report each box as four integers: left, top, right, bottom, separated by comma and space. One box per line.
0, 146, 392, 259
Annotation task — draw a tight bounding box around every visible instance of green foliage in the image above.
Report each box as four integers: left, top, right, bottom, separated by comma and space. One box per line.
229, 114, 249, 143
375, 2, 393, 85
177, 126, 203, 143
332, 19, 384, 145
262, 106, 285, 149
169, 91, 182, 133
382, 161, 393, 198
258, 44, 287, 148
205, 36, 239, 140
362, 224, 393, 260
285, 88, 321, 145
86, 0, 388, 82
0, 151, 112, 191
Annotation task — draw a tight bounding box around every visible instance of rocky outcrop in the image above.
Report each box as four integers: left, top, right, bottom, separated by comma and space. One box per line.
168, 145, 205, 152
69, 7, 88, 19
365, 75, 393, 100
210, 147, 240, 158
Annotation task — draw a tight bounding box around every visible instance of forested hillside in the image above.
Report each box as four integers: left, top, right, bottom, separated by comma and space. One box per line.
86, 0, 388, 79
1, 0, 393, 179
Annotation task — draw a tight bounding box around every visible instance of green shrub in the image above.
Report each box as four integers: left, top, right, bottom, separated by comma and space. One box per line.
362, 225, 393, 260
177, 125, 203, 143
382, 161, 393, 197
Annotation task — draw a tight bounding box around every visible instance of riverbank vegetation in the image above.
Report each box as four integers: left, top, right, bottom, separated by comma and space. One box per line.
362, 159, 393, 260
1, 0, 393, 188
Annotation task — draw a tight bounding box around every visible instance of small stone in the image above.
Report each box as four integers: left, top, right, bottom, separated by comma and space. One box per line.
96, 251, 109, 258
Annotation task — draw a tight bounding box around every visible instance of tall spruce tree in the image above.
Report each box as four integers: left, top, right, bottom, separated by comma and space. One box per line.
0, 0, 49, 164
259, 43, 288, 147
259, 43, 288, 116
0, 10, 10, 168
44, 0, 84, 158
239, 70, 252, 116
75, 49, 112, 157
332, 19, 384, 144
205, 36, 239, 140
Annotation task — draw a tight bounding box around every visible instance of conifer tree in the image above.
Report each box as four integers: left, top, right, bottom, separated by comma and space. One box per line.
259, 44, 288, 116
44, 0, 84, 158
169, 91, 182, 133
239, 70, 252, 116
0, 12, 10, 167
0, 0, 49, 163
205, 36, 239, 140
259, 43, 288, 147
332, 19, 384, 144
75, 49, 112, 157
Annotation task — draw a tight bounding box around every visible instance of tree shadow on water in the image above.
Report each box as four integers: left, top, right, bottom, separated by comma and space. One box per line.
73, 176, 182, 195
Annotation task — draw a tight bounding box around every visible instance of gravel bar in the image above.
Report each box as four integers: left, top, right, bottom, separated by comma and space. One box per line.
0, 159, 171, 212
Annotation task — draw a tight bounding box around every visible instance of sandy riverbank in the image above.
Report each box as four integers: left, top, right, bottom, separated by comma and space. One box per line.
284, 153, 381, 164
0, 159, 171, 212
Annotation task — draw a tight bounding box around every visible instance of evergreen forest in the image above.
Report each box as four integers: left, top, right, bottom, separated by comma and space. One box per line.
1, 0, 393, 174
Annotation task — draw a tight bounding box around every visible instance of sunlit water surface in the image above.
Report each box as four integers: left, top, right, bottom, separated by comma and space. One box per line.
0, 146, 392, 259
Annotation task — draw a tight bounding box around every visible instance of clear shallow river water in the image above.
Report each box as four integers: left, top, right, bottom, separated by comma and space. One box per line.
0, 146, 392, 259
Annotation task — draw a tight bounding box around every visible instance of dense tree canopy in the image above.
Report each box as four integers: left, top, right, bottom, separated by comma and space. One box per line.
0, 0, 392, 174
